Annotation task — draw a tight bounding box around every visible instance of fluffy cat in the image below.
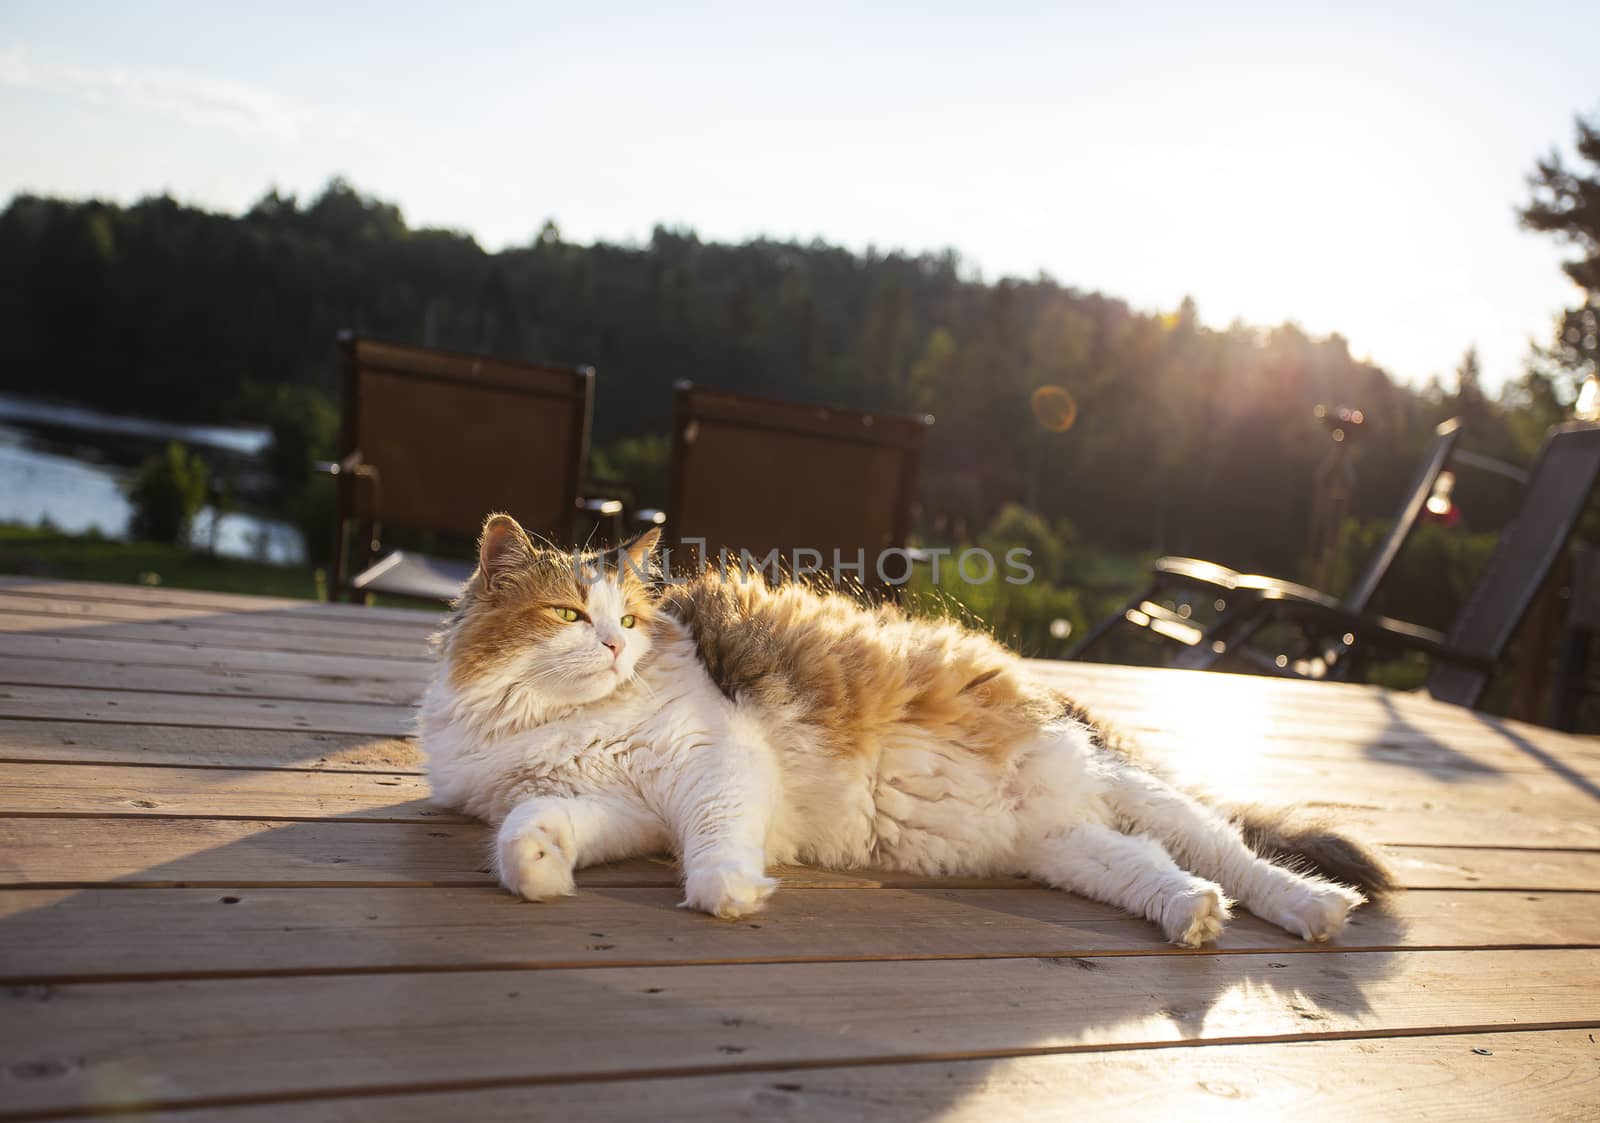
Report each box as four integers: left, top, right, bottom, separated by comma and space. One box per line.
420, 514, 1393, 947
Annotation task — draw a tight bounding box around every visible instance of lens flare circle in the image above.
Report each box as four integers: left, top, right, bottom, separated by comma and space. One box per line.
1030, 385, 1078, 432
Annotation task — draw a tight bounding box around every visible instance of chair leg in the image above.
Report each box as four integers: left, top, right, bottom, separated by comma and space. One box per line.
346, 517, 377, 604
1551, 625, 1592, 732
1066, 582, 1156, 661
1510, 568, 1566, 723
328, 516, 348, 604
1172, 596, 1268, 671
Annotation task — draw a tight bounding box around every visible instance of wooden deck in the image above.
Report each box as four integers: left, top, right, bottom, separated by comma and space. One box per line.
0, 576, 1596, 1120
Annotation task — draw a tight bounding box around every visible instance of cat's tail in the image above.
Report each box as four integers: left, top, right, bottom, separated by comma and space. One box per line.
1220, 801, 1396, 896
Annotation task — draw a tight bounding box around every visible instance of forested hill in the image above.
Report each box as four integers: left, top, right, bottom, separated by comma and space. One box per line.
0, 180, 1552, 572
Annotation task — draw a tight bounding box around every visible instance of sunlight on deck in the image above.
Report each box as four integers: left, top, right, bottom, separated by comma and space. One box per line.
0, 577, 1596, 1118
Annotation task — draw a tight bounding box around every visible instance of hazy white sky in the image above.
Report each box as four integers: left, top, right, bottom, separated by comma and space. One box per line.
3, 2, 1595, 390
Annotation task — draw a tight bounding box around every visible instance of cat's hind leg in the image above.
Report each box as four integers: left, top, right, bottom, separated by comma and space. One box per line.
1104, 768, 1364, 942
1025, 822, 1232, 947
497, 793, 666, 902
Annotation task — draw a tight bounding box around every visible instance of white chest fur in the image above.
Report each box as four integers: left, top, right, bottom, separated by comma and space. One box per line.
420, 631, 739, 823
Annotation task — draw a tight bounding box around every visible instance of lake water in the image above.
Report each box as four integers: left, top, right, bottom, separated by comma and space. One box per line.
0, 393, 307, 566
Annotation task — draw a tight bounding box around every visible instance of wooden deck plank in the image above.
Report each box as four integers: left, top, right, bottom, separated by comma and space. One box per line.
1, 714, 1591, 797
1036, 664, 1600, 752
0, 652, 426, 706
0, 721, 415, 773
0, 887, 1594, 982
0, 666, 1586, 790
2, 949, 1596, 1117
5, 757, 1595, 848
8, 751, 1589, 811
4, 597, 1596, 778
5, 667, 1595, 790
0, 579, 1568, 740
4, 718, 1590, 803
0, 685, 413, 736
0, 631, 433, 683
0, 580, 1595, 746
0, 762, 461, 822
1389, 847, 1600, 890
9, 608, 1552, 749
0, 576, 436, 625
112, 1029, 1600, 1123
3, 818, 1596, 892
5, 582, 1595, 757
0, 591, 439, 638
0, 613, 433, 661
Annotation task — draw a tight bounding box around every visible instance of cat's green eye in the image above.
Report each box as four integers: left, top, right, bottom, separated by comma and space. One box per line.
553, 607, 580, 623
620, 614, 637, 629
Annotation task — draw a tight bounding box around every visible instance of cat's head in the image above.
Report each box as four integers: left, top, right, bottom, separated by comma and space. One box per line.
442, 513, 662, 710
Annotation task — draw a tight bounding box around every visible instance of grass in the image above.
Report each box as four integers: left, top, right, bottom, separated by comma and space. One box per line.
0, 523, 323, 599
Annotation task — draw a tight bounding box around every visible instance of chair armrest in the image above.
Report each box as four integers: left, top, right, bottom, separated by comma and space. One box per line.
579, 497, 624, 517
312, 452, 367, 477
1155, 557, 1340, 607
1229, 573, 1340, 608
1256, 591, 1493, 671
1153, 556, 1243, 593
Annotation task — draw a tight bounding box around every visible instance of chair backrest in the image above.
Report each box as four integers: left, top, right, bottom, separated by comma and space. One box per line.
336, 332, 594, 543
1343, 417, 1462, 613
666, 382, 933, 587
1429, 421, 1600, 706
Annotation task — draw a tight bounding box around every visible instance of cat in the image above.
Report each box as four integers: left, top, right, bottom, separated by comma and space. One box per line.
420, 513, 1393, 947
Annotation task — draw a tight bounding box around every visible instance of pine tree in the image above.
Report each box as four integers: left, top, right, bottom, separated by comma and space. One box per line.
1520, 112, 1600, 388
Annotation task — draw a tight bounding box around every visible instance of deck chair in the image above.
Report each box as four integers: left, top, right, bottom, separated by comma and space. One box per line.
1199, 422, 1600, 707
1551, 544, 1600, 730
665, 382, 933, 594
327, 332, 595, 603
1069, 418, 1462, 660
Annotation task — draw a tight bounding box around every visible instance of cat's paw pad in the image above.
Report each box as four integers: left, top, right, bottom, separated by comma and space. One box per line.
681, 864, 778, 920
1283, 882, 1365, 942
498, 822, 576, 902
1163, 882, 1232, 948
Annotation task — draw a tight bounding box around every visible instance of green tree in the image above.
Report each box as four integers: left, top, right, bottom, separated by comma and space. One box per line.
1520, 111, 1600, 391
0, 176, 1568, 585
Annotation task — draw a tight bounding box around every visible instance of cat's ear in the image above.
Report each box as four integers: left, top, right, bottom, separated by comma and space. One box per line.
618, 527, 660, 579
478, 513, 533, 591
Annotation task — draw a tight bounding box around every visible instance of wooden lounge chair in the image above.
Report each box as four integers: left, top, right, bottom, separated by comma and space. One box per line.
665, 382, 933, 594
1551, 544, 1600, 730
1069, 418, 1463, 661
326, 332, 596, 602
1194, 422, 1600, 707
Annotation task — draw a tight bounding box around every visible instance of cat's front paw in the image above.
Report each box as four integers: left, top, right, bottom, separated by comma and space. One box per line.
1162, 881, 1232, 948
497, 815, 576, 902
681, 863, 778, 920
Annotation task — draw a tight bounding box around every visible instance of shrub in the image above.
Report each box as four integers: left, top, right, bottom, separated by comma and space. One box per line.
590, 435, 671, 511
260, 385, 339, 498
906, 504, 1092, 659
126, 442, 209, 546
1327, 517, 1499, 632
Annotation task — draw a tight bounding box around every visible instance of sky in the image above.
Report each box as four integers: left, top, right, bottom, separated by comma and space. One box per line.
2, 2, 1596, 392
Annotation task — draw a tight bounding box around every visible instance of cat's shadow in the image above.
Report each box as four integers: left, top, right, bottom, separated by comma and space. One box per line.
0, 810, 1403, 1117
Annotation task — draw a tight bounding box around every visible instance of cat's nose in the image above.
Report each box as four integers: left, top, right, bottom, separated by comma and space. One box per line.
601, 638, 622, 658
